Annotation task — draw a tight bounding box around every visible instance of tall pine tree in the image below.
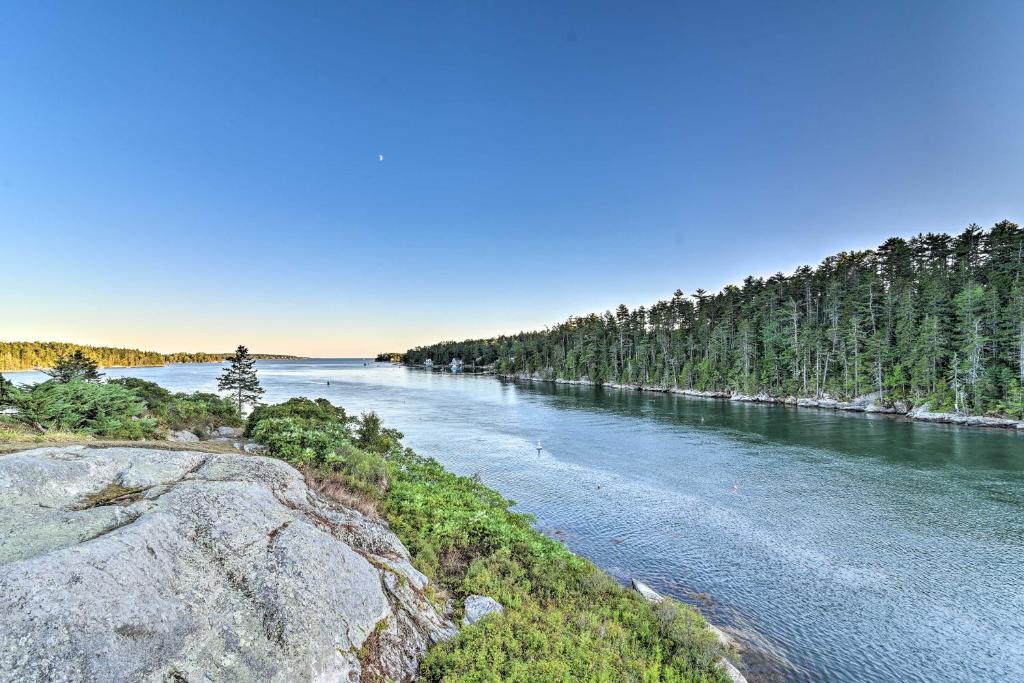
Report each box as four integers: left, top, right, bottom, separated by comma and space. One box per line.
218, 345, 265, 413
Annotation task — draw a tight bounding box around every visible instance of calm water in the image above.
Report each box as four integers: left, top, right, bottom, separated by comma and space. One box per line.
9, 359, 1024, 682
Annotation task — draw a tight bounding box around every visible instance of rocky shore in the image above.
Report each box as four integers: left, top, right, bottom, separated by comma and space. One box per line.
0, 446, 455, 682
503, 372, 1024, 431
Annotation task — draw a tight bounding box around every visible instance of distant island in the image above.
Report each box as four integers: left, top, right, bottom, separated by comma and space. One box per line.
0, 341, 304, 372
405, 221, 1024, 423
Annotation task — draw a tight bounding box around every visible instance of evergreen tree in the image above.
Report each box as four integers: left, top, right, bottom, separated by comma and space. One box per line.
218, 345, 265, 413
0, 373, 14, 406
46, 350, 103, 383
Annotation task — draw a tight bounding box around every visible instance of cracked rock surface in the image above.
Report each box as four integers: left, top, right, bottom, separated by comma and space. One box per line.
0, 446, 455, 683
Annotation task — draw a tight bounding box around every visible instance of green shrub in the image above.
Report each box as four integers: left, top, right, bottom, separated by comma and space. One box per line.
355, 411, 404, 455
250, 416, 351, 465
12, 379, 155, 438
165, 392, 241, 434
109, 378, 173, 417
246, 397, 348, 436
106, 379, 241, 435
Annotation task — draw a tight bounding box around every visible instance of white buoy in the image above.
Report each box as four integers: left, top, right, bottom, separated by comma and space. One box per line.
536, 441, 543, 456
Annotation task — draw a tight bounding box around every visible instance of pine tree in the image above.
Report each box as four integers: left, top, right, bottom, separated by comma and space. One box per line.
218, 345, 265, 413
46, 350, 104, 383
0, 373, 14, 405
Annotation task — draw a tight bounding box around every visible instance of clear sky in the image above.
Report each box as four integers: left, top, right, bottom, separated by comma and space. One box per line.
2, 1, 1022, 356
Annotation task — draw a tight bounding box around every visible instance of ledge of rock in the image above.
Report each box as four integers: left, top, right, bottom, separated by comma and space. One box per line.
0, 446, 455, 682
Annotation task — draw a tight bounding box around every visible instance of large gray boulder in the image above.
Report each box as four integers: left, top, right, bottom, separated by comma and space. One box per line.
461, 595, 503, 626
0, 446, 455, 682
166, 429, 199, 442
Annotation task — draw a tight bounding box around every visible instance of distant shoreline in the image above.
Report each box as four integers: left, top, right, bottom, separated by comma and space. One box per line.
0, 355, 308, 374
404, 364, 1024, 433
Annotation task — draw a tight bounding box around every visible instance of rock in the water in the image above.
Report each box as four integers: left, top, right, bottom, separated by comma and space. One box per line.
631, 578, 664, 603
166, 429, 199, 442
0, 446, 455, 682
462, 595, 504, 625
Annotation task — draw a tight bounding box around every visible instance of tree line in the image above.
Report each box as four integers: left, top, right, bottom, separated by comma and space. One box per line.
0, 341, 302, 372
405, 221, 1024, 417
1, 345, 265, 438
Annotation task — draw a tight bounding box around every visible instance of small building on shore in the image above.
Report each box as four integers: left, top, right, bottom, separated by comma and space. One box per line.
423, 359, 434, 370
450, 358, 464, 373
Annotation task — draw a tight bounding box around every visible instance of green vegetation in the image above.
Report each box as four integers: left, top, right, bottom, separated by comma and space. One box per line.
218, 345, 265, 412
407, 220, 1024, 417
108, 378, 242, 435
1, 376, 241, 440
375, 352, 405, 363
0, 423, 84, 444
4, 379, 154, 438
0, 341, 303, 372
248, 398, 729, 682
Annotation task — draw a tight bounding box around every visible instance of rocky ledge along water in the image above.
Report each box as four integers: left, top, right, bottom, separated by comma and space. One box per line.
0, 446, 456, 682
507, 372, 1024, 430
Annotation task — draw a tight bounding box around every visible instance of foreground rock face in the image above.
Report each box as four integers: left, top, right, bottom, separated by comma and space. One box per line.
0, 446, 455, 682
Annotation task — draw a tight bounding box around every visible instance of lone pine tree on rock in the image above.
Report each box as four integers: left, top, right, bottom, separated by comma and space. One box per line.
218, 345, 265, 413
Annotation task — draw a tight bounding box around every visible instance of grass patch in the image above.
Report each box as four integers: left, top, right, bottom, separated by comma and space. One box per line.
73, 482, 147, 509
0, 422, 87, 445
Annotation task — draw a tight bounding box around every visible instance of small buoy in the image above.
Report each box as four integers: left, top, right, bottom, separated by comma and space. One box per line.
535, 441, 543, 456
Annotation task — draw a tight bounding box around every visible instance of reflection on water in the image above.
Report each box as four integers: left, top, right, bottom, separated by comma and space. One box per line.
7, 360, 1024, 682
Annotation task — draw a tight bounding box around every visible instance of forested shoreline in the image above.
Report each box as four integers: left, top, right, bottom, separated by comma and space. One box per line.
406, 221, 1024, 418
0, 341, 302, 372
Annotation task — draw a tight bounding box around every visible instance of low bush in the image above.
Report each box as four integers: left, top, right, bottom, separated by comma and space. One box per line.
108, 378, 173, 416
108, 379, 241, 435
246, 397, 348, 436
10, 379, 155, 438
164, 392, 241, 434
250, 415, 351, 465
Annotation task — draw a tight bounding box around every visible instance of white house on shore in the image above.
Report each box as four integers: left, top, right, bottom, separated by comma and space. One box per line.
450, 358, 464, 373
423, 359, 434, 369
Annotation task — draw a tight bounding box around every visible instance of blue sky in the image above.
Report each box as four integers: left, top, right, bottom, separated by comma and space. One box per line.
1, 1, 1022, 356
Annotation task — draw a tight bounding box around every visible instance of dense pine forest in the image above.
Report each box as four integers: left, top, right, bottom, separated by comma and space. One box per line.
406, 221, 1024, 417
0, 342, 301, 372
